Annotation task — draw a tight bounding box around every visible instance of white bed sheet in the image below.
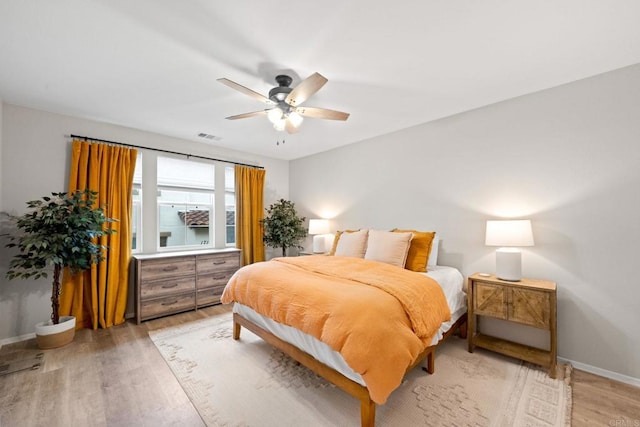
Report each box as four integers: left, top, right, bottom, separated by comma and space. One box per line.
233, 265, 466, 387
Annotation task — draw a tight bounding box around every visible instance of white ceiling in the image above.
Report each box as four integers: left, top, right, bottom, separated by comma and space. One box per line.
1, 1, 639, 161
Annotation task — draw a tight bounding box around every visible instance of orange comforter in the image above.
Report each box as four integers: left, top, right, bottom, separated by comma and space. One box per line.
220, 256, 451, 404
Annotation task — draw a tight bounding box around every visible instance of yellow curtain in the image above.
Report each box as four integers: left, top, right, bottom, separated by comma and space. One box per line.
235, 165, 266, 265
60, 140, 137, 329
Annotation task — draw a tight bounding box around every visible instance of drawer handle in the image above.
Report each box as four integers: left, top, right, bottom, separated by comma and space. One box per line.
213, 260, 227, 265
161, 283, 179, 289
161, 300, 179, 306
162, 266, 179, 272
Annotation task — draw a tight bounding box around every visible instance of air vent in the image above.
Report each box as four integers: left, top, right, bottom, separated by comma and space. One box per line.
197, 133, 222, 141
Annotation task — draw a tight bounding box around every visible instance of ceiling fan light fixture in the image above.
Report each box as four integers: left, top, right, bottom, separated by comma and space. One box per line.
288, 111, 304, 128
219, 72, 349, 135
267, 107, 284, 124
273, 118, 286, 131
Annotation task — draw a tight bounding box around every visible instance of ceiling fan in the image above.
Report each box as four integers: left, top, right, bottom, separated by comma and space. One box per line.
218, 72, 350, 134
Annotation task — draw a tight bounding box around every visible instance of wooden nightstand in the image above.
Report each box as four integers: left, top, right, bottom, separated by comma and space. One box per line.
467, 273, 557, 378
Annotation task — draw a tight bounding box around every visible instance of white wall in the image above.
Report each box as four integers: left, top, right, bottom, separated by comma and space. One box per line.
0, 104, 289, 341
290, 64, 640, 382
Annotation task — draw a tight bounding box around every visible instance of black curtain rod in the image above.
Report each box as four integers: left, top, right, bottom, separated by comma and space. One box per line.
69, 134, 264, 169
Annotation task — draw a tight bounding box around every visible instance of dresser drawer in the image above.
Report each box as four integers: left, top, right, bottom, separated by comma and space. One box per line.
197, 288, 223, 307
140, 257, 196, 281
140, 292, 195, 320
197, 253, 240, 275
197, 271, 234, 290
140, 276, 195, 299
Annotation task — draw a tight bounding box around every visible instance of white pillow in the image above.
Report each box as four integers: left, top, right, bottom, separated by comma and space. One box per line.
334, 229, 369, 258
428, 235, 439, 267
364, 230, 413, 268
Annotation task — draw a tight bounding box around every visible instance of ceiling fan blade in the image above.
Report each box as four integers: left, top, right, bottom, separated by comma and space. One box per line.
225, 110, 268, 120
285, 119, 300, 134
217, 78, 275, 105
295, 106, 350, 121
285, 72, 328, 107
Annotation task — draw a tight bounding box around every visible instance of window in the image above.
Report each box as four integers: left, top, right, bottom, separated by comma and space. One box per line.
131, 152, 238, 252
225, 166, 236, 246
157, 156, 215, 249
131, 155, 142, 252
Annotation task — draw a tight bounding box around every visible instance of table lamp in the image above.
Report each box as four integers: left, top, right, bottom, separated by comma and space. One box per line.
485, 219, 534, 281
308, 219, 330, 253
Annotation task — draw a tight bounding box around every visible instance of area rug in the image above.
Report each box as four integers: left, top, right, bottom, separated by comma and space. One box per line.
149, 314, 572, 426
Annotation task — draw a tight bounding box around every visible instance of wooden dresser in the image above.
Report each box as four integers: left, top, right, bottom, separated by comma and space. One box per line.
134, 248, 241, 323
467, 273, 557, 377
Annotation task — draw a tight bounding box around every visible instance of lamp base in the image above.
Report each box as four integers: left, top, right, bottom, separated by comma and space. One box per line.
496, 248, 522, 281
312, 235, 326, 253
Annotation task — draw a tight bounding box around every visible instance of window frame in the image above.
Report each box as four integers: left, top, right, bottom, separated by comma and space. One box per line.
225, 166, 236, 247
131, 183, 142, 254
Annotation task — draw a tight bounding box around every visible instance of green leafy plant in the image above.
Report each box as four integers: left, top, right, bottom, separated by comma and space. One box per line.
5, 190, 115, 325
260, 199, 307, 257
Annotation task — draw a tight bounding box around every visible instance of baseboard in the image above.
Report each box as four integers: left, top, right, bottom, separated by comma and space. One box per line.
559, 356, 640, 388
0, 332, 36, 348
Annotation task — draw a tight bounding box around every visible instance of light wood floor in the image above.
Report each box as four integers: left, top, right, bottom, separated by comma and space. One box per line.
1, 305, 639, 426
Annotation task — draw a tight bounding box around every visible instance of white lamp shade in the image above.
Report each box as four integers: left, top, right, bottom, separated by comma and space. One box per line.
485, 220, 534, 247
309, 219, 330, 253
308, 219, 329, 235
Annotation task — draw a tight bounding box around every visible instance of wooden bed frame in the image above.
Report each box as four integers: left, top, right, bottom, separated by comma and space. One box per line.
233, 311, 468, 427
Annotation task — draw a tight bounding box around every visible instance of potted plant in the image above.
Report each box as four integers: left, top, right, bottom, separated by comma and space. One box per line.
4, 189, 115, 349
260, 199, 307, 257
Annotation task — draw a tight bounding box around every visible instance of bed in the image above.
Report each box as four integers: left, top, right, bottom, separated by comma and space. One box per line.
221, 251, 467, 426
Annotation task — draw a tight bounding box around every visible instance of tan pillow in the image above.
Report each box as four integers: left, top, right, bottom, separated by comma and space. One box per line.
365, 230, 413, 267
329, 229, 360, 255
334, 229, 369, 258
393, 229, 436, 272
